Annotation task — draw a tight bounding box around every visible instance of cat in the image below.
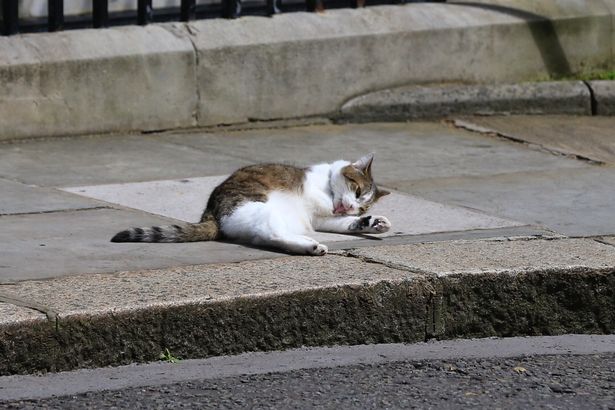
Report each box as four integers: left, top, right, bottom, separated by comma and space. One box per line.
111, 153, 391, 255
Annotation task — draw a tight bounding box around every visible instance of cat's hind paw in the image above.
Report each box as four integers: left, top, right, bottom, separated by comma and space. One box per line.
308, 243, 328, 256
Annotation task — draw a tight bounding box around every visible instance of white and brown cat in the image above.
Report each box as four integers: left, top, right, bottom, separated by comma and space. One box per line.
111, 154, 391, 255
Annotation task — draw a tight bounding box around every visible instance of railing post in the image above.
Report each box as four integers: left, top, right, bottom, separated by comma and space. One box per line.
350, 0, 366, 7
180, 0, 196, 22
222, 0, 241, 19
48, 0, 64, 32
266, 0, 281, 16
137, 0, 153, 25
92, 0, 109, 28
2, 0, 19, 36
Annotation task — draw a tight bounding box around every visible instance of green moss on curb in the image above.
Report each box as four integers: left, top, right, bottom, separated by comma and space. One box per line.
537, 69, 615, 82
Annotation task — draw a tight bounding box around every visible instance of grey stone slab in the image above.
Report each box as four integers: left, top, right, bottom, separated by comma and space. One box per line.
340, 82, 591, 122
3, 255, 416, 317
327, 226, 562, 251
0, 135, 251, 187
390, 167, 615, 237
0, 24, 196, 140
0, 179, 103, 215
0, 208, 281, 282
62, 176, 228, 224
63, 176, 522, 243
191, 3, 611, 126
162, 122, 585, 184
598, 236, 615, 247
0, 302, 46, 325
458, 115, 615, 164
346, 238, 615, 276
589, 80, 615, 115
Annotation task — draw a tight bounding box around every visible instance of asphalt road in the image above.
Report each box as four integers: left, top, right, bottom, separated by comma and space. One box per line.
2, 335, 614, 409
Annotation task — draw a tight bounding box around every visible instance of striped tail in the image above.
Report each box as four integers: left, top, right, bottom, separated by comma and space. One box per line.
111, 214, 219, 243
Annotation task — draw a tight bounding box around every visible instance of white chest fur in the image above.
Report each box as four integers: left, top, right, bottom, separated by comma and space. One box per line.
303, 163, 336, 217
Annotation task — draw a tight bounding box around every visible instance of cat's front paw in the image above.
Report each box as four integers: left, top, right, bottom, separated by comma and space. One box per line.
370, 216, 391, 233
351, 215, 391, 234
308, 243, 328, 256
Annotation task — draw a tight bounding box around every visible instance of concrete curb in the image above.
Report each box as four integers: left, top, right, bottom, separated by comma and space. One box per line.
588, 80, 615, 115
337, 81, 593, 122
1, 237, 614, 375
0, 24, 197, 140
1, 1, 614, 140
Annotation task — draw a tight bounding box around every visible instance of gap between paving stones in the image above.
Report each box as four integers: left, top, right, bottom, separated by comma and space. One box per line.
0, 206, 112, 218
584, 80, 599, 115
1, 237, 614, 375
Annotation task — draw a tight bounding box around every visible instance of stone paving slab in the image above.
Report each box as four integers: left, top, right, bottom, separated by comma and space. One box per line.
62, 176, 228, 224
456, 115, 615, 164
0, 303, 45, 325
0, 255, 416, 317
0, 179, 104, 215
391, 167, 615, 237
345, 238, 615, 276
161, 122, 585, 184
327, 226, 561, 251
0, 135, 250, 187
0, 208, 280, 282
62, 177, 523, 243
599, 236, 615, 247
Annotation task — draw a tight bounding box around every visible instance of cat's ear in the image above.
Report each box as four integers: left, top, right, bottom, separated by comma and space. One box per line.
353, 153, 374, 175
376, 188, 390, 199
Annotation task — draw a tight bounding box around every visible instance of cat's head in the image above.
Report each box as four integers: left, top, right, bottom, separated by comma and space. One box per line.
330, 153, 390, 215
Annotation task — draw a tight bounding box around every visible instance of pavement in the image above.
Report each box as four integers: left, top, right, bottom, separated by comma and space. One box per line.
1, 114, 615, 375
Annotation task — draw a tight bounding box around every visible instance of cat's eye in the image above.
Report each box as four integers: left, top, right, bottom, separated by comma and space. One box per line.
355, 187, 362, 199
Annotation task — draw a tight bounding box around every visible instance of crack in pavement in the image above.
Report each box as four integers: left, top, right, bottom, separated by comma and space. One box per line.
0, 206, 112, 218
334, 249, 434, 276
0, 291, 58, 322
452, 119, 604, 165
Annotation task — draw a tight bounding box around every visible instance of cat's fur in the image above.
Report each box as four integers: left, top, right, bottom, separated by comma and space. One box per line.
111, 154, 391, 255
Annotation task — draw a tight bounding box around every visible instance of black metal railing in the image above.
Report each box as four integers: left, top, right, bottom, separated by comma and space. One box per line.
1, 0, 445, 36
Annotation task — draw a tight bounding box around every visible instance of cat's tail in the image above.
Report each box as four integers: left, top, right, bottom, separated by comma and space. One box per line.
111, 213, 219, 243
